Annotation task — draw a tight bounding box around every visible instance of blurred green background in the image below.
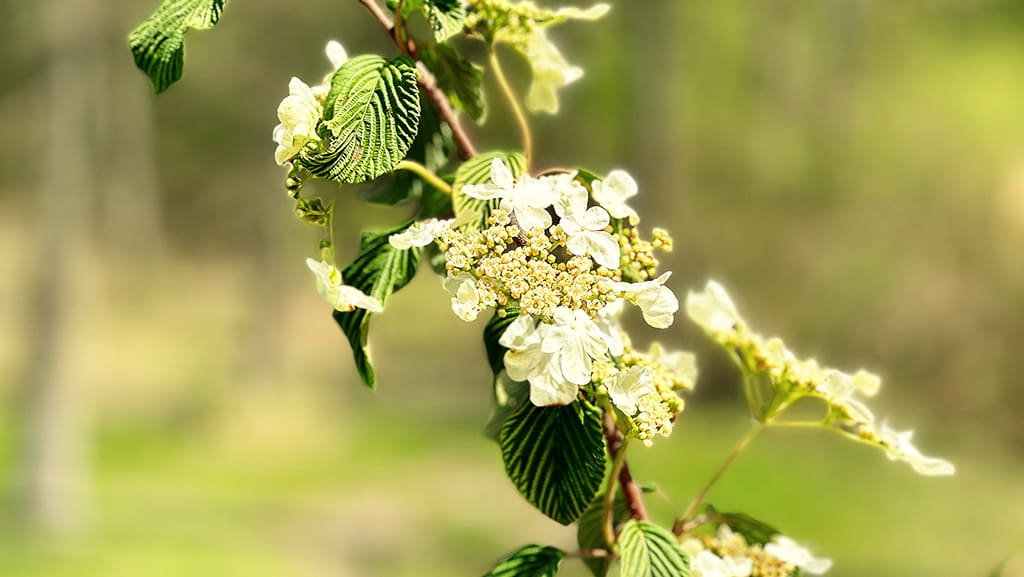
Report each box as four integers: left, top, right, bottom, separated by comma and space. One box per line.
2, 0, 1023, 575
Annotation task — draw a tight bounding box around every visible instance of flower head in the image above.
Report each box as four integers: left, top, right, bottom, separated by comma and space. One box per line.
462, 158, 554, 231
388, 218, 454, 250
605, 366, 655, 416
554, 183, 619, 269
591, 169, 639, 224
306, 258, 382, 313
542, 307, 615, 385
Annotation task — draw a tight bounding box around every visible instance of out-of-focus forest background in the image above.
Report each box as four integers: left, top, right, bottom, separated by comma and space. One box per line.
1, 0, 1023, 575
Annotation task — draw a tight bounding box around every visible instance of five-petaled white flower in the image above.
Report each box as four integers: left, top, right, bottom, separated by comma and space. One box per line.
877, 423, 956, 476
606, 272, 678, 328
273, 78, 323, 166
500, 315, 577, 406
591, 169, 640, 224
554, 184, 620, 269
542, 307, 615, 386
461, 158, 554, 231
306, 258, 382, 313
764, 536, 832, 575
605, 366, 655, 416
388, 218, 453, 250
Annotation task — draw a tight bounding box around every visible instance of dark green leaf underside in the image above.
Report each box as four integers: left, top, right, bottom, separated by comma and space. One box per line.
128, 0, 226, 93
482, 544, 564, 577
419, 43, 486, 122
333, 223, 421, 388
500, 399, 606, 525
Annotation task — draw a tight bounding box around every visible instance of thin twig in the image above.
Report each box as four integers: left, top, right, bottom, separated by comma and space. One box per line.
676, 423, 763, 529
356, 0, 478, 160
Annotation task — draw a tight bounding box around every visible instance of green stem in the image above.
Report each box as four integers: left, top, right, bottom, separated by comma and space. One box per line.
602, 432, 629, 548
767, 420, 824, 429
396, 159, 452, 195
676, 422, 763, 528
488, 48, 533, 169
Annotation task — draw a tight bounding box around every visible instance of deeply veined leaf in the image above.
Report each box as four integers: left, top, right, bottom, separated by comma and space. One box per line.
618, 520, 691, 577
452, 151, 527, 231
419, 43, 486, 122
360, 96, 454, 206
333, 223, 421, 389
500, 399, 606, 525
128, 0, 227, 93
482, 544, 564, 577
303, 55, 421, 184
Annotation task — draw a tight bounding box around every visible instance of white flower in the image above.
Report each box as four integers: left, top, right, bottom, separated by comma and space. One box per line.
388, 218, 453, 250
500, 315, 577, 406
691, 550, 753, 577
541, 307, 613, 385
444, 273, 486, 322
605, 366, 655, 416
764, 536, 832, 575
554, 184, 620, 269
591, 169, 639, 224
685, 280, 743, 340
306, 258, 382, 313
877, 423, 956, 476
595, 301, 626, 357
462, 158, 554, 231
606, 272, 678, 328
273, 78, 323, 165
311, 40, 349, 103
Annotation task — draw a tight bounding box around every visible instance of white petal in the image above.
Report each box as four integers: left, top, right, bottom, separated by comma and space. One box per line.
337, 285, 383, 313
580, 206, 610, 231
514, 203, 553, 231
529, 366, 579, 406
585, 231, 621, 269
491, 157, 515, 190
636, 285, 679, 328
325, 40, 348, 69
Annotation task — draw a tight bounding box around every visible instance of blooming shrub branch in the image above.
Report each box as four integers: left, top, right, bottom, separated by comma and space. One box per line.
128, 0, 955, 575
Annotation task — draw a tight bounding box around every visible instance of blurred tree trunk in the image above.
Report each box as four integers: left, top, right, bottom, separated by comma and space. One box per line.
17, 0, 99, 534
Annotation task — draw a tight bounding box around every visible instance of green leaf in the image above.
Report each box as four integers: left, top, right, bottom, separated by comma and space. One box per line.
500, 399, 606, 525
482, 544, 564, 577
128, 0, 227, 93
333, 223, 421, 389
484, 308, 519, 375
419, 43, 486, 123
484, 372, 530, 442
303, 55, 421, 184
618, 520, 691, 577
452, 151, 527, 230
360, 96, 454, 205
576, 491, 630, 577
703, 506, 782, 547
424, 0, 467, 42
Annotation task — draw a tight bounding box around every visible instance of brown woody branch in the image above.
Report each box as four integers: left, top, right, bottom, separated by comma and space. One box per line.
602, 411, 649, 522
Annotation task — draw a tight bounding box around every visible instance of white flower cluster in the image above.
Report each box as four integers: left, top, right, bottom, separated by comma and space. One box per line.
389, 158, 689, 436
686, 281, 955, 476
681, 525, 831, 577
